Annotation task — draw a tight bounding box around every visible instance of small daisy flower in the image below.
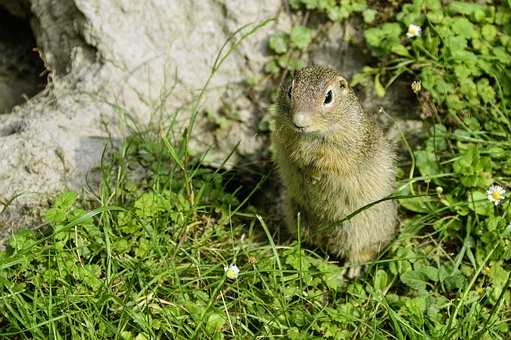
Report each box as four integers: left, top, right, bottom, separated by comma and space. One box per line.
411, 80, 422, 94
224, 264, 240, 280
407, 24, 422, 38
486, 184, 506, 206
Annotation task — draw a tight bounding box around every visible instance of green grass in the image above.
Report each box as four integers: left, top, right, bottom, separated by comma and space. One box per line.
1, 128, 509, 339
2, 1, 511, 338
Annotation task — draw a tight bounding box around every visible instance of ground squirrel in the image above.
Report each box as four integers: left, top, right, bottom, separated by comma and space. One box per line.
272, 65, 397, 278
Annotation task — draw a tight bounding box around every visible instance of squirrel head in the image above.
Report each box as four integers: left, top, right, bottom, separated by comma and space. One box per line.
277, 65, 364, 138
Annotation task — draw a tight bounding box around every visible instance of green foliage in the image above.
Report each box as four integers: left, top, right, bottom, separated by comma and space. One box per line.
1, 1, 511, 338
361, 0, 511, 263
265, 0, 369, 74
266, 26, 312, 74
362, 4, 511, 336
288, 0, 368, 21
363, 0, 511, 113
364, 23, 403, 56
289, 25, 313, 50
269, 32, 289, 54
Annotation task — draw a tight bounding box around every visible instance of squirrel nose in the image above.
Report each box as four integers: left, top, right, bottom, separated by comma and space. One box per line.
292, 112, 311, 129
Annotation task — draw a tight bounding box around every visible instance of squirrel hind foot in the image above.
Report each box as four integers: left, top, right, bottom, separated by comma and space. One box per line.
344, 247, 378, 279
345, 265, 362, 279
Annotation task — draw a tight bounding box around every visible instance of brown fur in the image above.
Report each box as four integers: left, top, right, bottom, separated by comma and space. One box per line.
271, 65, 397, 278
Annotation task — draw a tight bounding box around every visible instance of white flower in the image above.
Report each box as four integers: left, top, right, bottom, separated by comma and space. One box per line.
486, 185, 506, 206
224, 264, 240, 280
407, 24, 422, 38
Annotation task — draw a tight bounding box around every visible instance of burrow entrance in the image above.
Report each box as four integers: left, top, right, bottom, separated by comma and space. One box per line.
0, 6, 46, 114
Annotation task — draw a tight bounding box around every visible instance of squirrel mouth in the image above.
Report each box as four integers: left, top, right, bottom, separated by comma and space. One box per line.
293, 123, 310, 133
294, 126, 321, 136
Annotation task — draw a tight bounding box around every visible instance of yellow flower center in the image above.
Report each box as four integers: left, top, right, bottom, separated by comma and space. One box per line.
492, 191, 502, 200
226, 269, 238, 279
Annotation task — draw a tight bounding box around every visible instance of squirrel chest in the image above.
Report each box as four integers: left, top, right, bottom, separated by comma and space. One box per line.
291, 165, 365, 217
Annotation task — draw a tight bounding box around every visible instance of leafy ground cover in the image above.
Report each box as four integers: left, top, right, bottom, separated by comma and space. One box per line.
1, 0, 511, 338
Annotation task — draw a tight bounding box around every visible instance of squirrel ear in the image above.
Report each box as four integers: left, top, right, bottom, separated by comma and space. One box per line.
337, 76, 348, 89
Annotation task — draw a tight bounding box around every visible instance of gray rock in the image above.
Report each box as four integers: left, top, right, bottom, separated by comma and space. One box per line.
0, 0, 288, 237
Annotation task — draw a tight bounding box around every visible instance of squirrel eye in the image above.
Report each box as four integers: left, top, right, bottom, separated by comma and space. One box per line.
324, 90, 333, 105
287, 85, 292, 99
